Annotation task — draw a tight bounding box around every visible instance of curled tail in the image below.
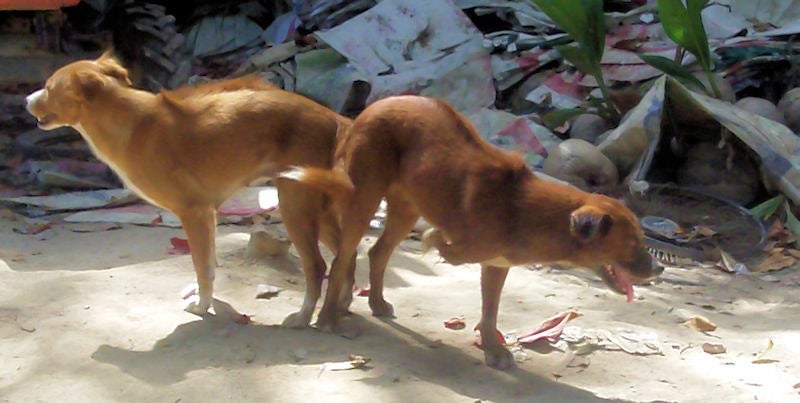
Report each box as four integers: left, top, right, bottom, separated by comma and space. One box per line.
279, 166, 353, 206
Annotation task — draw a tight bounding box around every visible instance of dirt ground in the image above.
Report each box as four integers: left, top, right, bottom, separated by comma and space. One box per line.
1, 215, 799, 403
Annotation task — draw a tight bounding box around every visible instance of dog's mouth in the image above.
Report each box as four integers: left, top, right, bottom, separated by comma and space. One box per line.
36, 113, 58, 128
599, 264, 635, 302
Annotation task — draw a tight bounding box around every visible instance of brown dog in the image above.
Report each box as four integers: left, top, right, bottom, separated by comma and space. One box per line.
281, 95, 662, 369
25, 52, 353, 327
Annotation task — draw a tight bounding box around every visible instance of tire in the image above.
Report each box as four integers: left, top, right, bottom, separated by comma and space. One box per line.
113, 0, 193, 91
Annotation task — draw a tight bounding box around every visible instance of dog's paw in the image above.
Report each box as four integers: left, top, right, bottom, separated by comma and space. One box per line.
181, 283, 211, 316
369, 298, 394, 318
338, 289, 354, 313
281, 311, 312, 329
314, 310, 338, 333
484, 347, 515, 370
183, 295, 211, 316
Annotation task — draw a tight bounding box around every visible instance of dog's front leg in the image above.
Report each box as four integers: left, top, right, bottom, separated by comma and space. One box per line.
177, 207, 217, 316
478, 264, 514, 370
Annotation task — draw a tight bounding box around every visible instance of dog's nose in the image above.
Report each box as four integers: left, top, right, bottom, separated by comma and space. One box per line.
25, 89, 44, 107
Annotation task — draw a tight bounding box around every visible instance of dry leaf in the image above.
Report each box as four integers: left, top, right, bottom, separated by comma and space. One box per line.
320, 354, 372, 373
517, 310, 583, 344
167, 237, 191, 254
444, 316, 466, 330
702, 342, 726, 354
752, 339, 777, 364
353, 284, 370, 297
682, 316, 717, 332
752, 252, 797, 273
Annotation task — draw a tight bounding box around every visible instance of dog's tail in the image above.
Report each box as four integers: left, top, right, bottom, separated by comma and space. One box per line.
279, 166, 354, 206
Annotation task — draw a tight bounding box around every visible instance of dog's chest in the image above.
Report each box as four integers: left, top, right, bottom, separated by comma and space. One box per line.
74, 124, 161, 207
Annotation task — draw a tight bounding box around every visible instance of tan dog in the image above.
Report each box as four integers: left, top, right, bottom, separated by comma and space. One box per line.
281, 95, 662, 369
25, 52, 353, 327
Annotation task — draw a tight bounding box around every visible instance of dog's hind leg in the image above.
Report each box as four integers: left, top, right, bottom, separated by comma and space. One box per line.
478, 264, 514, 370
316, 189, 383, 333
366, 187, 418, 317
176, 206, 218, 316
276, 179, 327, 329
319, 207, 356, 313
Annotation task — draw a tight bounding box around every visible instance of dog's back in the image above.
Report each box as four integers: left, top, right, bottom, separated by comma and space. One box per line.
338, 96, 530, 237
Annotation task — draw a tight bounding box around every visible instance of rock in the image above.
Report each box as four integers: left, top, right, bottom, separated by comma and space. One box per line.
542, 139, 619, 190
735, 97, 786, 126
777, 87, 800, 134
569, 114, 609, 144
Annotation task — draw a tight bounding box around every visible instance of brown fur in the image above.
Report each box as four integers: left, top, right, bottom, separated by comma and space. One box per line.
282, 95, 662, 369
25, 52, 353, 327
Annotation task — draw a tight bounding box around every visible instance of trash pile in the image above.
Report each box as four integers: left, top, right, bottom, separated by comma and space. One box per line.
3, 0, 800, 273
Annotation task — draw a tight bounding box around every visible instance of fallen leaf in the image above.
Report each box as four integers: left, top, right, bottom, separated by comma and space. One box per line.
444, 316, 466, 330
751, 250, 798, 272
70, 223, 122, 233
320, 354, 372, 374
167, 237, 190, 254
518, 310, 583, 344
13, 220, 52, 235
683, 316, 717, 332
717, 250, 740, 273
702, 342, 726, 354
232, 313, 252, 325
473, 328, 506, 349
752, 338, 777, 364
353, 284, 370, 297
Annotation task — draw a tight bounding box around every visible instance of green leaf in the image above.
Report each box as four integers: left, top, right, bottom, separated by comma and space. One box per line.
784, 201, 800, 248
532, 0, 605, 66
637, 54, 709, 94
542, 108, 588, 129
749, 195, 784, 220
656, 0, 712, 71
556, 45, 598, 76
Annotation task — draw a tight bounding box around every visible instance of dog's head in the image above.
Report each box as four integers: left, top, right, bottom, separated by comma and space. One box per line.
25, 51, 131, 130
568, 194, 662, 301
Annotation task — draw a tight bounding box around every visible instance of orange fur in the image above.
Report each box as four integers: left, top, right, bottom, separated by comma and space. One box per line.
284, 95, 662, 369
26, 53, 354, 327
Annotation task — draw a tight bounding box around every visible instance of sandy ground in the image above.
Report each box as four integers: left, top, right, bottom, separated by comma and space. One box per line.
1, 215, 799, 403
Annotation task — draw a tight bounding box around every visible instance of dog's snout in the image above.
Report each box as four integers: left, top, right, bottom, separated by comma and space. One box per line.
26, 89, 44, 109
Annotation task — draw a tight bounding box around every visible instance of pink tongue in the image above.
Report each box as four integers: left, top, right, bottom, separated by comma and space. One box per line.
614, 268, 635, 302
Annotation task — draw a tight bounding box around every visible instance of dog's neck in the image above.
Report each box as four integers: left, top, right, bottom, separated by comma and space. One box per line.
509, 175, 591, 261
73, 87, 158, 165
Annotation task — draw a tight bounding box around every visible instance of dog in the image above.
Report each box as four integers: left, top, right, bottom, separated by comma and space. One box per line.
25, 52, 353, 327
281, 95, 663, 369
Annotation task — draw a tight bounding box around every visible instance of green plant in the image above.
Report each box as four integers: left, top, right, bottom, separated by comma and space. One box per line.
531, 0, 620, 125
639, 0, 722, 98
749, 194, 800, 248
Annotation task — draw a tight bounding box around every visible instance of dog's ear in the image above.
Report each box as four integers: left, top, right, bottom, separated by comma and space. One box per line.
96, 50, 132, 86
73, 70, 106, 101
570, 205, 612, 242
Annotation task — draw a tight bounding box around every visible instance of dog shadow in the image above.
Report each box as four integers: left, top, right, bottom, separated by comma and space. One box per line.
91, 312, 621, 402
